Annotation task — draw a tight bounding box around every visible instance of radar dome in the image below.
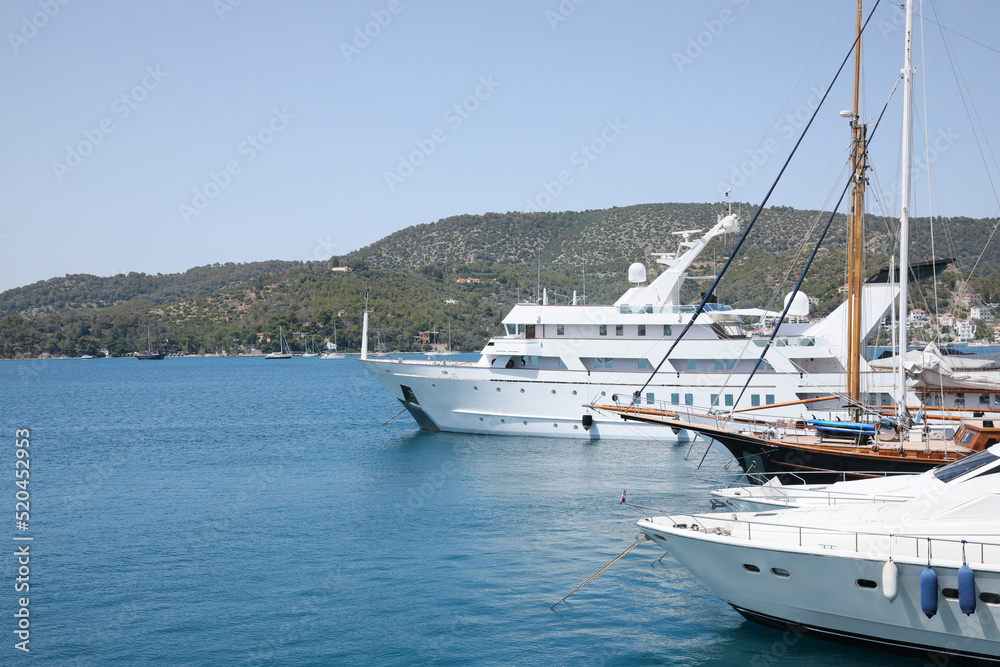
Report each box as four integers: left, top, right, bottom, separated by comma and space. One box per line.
720, 214, 738, 229
783, 291, 809, 317
628, 262, 647, 284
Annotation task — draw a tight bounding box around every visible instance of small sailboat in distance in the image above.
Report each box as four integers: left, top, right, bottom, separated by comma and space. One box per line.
322, 323, 346, 359
264, 326, 293, 360
302, 335, 320, 358
134, 324, 165, 360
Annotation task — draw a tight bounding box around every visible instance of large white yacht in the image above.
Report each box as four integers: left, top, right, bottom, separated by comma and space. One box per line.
637, 446, 1000, 662
359, 206, 909, 439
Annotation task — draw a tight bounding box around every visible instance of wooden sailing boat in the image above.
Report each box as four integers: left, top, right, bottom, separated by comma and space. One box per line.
597, 2, 996, 480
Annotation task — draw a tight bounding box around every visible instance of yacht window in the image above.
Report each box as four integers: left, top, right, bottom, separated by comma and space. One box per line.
638, 358, 648, 369
671, 393, 679, 405
766, 394, 775, 405
687, 359, 696, 370
933, 449, 998, 482
599, 325, 607, 336
595, 358, 603, 369
751, 395, 761, 407
529, 356, 539, 367
956, 394, 966, 407
942, 588, 959, 600
663, 325, 672, 336
615, 325, 623, 336
960, 431, 975, 446
711, 394, 719, 407
638, 324, 646, 336
506, 324, 516, 335
646, 392, 654, 405
558, 358, 567, 368
517, 324, 525, 334
685, 394, 693, 406
856, 579, 877, 590
605, 358, 613, 369
725, 394, 734, 407
982, 394, 992, 407
771, 568, 790, 578
742, 564, 760, 573
557, 324, 565, 336
715, 359, 724, 371
881, 393, 892, 406
980, 592, 1000, 604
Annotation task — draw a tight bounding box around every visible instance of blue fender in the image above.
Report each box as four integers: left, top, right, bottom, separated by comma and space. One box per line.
958, 564, 976, 615
921, 566, 938, 618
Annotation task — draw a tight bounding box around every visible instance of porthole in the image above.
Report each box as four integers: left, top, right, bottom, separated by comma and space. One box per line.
431, 383, 436, 387
553, 423, 558, 428
479, 417, 484, 422
980, 592, 1000, 604
856, 579, 877, 590
474, 386, 478, 391
942, 588, 959, 600
601, 391, 606, 397
572, 390, 578, 395
496, 387, 501, 392
500, 419, 505, 424
551, 389, 556, 394
771, 568, 790, 578
742, 564, 760, 573
573, 425, 578, 430
520, 388, 525, 393
523, 420, 527, 425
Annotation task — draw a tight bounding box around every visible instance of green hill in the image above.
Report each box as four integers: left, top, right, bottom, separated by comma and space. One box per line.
1, 203, 997, 358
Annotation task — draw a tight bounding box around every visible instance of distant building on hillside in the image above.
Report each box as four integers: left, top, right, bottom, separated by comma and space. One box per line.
330, 266, 353, 273
971, 305, 994, 321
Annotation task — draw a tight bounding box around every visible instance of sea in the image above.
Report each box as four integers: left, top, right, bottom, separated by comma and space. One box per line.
0, 355, 922, 666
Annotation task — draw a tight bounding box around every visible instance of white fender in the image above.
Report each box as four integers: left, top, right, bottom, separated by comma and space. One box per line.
882, 560, 898, 602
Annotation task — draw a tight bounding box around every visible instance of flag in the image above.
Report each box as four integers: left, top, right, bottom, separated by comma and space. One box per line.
620, 487, 627, 504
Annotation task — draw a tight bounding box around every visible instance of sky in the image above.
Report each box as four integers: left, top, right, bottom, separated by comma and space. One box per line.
2, 0, 1000, 293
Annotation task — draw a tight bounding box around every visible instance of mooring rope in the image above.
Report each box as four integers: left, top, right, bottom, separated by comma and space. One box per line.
551, 536, 647, 609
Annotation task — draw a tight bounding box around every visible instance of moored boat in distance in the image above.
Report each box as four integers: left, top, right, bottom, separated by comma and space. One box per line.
264, 326, 292, 360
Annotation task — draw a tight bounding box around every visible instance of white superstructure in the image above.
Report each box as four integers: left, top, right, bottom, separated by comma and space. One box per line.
359, 208, 905, 439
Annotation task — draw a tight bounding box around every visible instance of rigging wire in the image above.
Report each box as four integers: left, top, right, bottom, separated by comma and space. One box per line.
728, 86, 901, 413
630, 0, 885, 403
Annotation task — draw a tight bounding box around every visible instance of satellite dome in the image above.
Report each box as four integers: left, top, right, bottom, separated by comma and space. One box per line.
720, 214, 738, 229
784, 291, 809, 317
628, 262, 647, 285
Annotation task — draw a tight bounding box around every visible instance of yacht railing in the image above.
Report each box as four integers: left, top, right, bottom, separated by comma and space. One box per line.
663, 513, 1000, 566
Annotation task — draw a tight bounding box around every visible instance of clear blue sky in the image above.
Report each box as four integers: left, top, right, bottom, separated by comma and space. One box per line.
2, 0, 999, 292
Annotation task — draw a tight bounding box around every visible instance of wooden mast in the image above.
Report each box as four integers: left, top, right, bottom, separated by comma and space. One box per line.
846, 0, 867, 416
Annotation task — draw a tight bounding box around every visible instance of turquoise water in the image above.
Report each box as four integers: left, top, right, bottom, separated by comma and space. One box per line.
0, 357, 916, 665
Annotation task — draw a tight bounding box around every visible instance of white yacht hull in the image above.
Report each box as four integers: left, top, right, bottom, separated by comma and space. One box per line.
358, 356, 850, 440
642, 526, 1000, 662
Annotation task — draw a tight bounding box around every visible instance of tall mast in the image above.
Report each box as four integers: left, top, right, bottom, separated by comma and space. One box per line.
897, 0, 915, 427
846, 0, 867, 414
